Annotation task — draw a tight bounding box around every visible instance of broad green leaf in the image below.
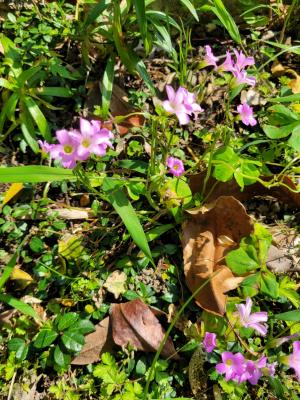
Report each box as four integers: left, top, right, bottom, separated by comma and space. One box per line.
35, 87, 74, 98
23, 96, 51, 141
262, 123, 299, 139
259, 271, 278, 298
0, 166, 75, 183
102, 55, 115, 117
69, 319, 95, 335
288, 126, 300, 152
102, 178, 154, 264
8, 338, 28, 360
29, 237, 44, 253
34, 329, 58, 348
54, 345, 71, 367
212, 146, 239, 182
57, 313, 79, 331
0, 294, 40, 320
0, 78, 15, 90
210, 0, 241, 44
116, 160, 148, 174
225, 248, 259, 274
268, 104, 300, 122
61, 330, 85, 352
180, 0, 199, 21
273, 310, 300, 322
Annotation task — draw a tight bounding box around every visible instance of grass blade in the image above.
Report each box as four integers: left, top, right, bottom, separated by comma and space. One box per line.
102, 178, 154, 264
23, 96, 51, 141
0, 294, 41, 321
180, 0, 199, 21
102, 55, 115, 118
0, 166, 75, 183
210, 0, 241, 44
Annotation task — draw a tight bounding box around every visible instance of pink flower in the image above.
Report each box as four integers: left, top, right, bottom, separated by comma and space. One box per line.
166, 156, 185, 177
233, 49, 254, 70
76, 118, 114, 160
264, 361, 277, 377
38, 140, 54, 153
163, 86, 202, 125
204, 45, 218, 69
243, 357, 266, 385
218, 51, 235, 72
216, 351, 245, 381
50, 129, 81, 169
288, 341, 300, 380
203, 332, 217, 353
237, 103, 257, 126
233, 69, 256, 87
236, 297, 268, 336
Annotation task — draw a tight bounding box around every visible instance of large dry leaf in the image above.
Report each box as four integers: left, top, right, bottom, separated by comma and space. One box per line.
110, 299, 178, 359
189, 173, 300, 209
71, 317, 112, 365
182, 196, 253, 316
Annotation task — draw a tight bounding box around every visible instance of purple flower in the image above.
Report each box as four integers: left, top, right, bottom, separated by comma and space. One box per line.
243, 357, 266, 385
38, 140, 54, 153
216, 351, 245, 381
166, 156, 185, 177
288, 341, 300, 380
236, 297, 268, 336
203, 332, 217, 353
237, 103, 257, 126
162, 85, 202, 125
77, 118, 114, 160
204, 45, 218, 69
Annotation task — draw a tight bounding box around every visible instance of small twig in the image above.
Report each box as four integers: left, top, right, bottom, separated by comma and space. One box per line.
7, 371, 17, 400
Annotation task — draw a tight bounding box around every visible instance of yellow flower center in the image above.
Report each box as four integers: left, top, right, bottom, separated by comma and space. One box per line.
64, 145, 73, 154
226, 359, 233, 366
82, 139, 90, 148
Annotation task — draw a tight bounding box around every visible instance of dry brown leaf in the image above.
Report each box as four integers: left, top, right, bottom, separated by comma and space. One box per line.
104, 270, 127, 299
189, 173, 300, 209
71, 317, 112, 365
110, 299, 179, 359
182, 196, 253, 316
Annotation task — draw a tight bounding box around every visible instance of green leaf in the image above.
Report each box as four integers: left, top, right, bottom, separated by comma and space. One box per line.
273, 310, 300, 322
0, 251, 18, 290
226, 247, 259, 274
268, 93, 300, 103
146, 224, 174, 242
70, 319, 95, 335
102, 56, 115, 117
0, 166, 75, 183
20, 107, 39, 153
258, 271, 278, 298
35, 87, 74, 98
54, 345, 71, 367
116, 160, 148, 174
262, 123, 298, 139
288, 125, 300, 152
34, 329, 58, 348
61, 330, 85, 352
29, 237, 45, 253
17, 66, 42, 87
102, 178, 154, 265
82, 0, 111, 29
212, 146, 239, 182
57, 312, 79, 331
0, 78, 15, 90
133, 0, 152, 53
180, 0, 199, 21
23, 96, 51, 141
210, 0, 241, 44
0, 294, 41, 320
8, 338, 28, 361
0, 92, 19, 134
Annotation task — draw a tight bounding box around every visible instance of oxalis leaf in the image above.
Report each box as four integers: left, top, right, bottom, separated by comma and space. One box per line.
102, 178, 154, 265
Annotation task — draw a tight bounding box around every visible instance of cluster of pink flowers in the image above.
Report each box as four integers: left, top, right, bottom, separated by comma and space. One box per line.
203, 45, 256, 87
162, 85, 203, 125
39, 118, 114, 168
237, 103, 257, 126
216, 351, 276, 385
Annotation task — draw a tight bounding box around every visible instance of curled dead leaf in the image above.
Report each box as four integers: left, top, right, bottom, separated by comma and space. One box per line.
71, 317, 112, 365
182, 196, 253, 315
110, 299, 179, 359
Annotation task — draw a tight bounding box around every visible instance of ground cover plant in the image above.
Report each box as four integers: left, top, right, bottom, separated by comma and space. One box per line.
0, 0, 300, 399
